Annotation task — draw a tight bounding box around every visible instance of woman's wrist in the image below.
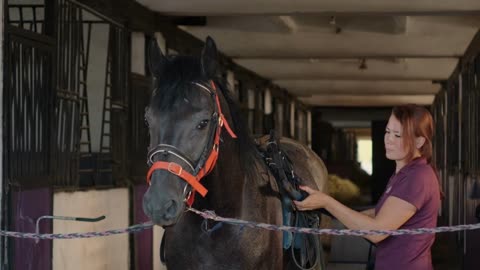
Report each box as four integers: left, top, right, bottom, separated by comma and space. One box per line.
323, 194, 335, 211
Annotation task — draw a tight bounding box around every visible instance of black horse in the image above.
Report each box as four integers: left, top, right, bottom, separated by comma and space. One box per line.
142, 37, 329, 270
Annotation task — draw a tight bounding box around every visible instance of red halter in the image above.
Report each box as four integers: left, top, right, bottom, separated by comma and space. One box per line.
146, 81, 237, 206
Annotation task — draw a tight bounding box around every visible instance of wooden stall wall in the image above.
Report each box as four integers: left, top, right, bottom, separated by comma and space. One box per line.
432, 54, 480, 270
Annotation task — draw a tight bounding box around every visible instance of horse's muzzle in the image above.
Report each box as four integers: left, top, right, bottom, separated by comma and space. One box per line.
143, 189, 181, 226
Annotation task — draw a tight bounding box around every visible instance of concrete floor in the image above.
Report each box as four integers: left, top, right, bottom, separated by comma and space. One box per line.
324, 218, 462, 270
326, 220, 374, 270
431, 233, 462, 270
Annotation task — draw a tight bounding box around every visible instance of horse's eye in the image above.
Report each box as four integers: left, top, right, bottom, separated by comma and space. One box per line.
144, 117, 150, 128
197, 119, 209, 130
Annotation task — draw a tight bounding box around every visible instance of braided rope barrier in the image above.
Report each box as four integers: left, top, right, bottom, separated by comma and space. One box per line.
188, 208, 480, 236
1, 208, 479, 240
0, 222, 153, 240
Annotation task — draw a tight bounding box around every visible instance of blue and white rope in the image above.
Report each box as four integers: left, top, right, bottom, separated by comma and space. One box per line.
1, 208, 479, 240
0, 222, 153, 240
187, 208, 480, 236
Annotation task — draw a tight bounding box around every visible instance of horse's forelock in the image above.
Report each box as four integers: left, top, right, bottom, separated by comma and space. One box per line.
150, 56, 204, 112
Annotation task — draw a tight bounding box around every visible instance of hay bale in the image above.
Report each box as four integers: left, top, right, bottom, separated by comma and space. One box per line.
327, 174, 361, 203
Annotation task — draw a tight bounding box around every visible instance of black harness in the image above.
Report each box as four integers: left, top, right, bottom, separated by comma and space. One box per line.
260, 130, 322, 270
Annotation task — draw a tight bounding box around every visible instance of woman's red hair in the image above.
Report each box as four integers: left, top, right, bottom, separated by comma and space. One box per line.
392, 104, 434, 163
392, 104, 444, 199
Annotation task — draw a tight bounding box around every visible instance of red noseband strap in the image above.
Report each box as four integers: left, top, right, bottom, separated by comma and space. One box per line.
146, 161, 208, 197
146, 80, 237, 205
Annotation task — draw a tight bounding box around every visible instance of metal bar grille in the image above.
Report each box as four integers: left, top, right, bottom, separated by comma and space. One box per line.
95, 25, 131, 184
4, 28, 55, 186
5, 0, 131, 188
52, 0, 84, 186
7, 3, 45, 34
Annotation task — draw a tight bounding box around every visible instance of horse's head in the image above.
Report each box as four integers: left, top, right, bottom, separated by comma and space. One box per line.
142, 37, 236, 226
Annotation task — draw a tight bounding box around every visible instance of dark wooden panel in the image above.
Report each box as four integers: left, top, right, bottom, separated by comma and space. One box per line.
133, 184, 153, 270
11, 188, 52, 270
128, 74, 151, 182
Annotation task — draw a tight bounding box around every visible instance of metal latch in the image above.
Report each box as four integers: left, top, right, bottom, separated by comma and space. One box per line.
35, 214, 106, 243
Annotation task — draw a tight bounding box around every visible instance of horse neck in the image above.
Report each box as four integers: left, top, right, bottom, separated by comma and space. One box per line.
201, 135, 263, 217
198, 88, 272, 217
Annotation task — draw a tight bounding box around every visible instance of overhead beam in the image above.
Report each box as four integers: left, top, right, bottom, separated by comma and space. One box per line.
154, 10, 480, 17
300, 94, 435, 107
235, 58, 458, 81
184, 26, 475, 59
275, 79, 441, 96
136, 0, 480, 16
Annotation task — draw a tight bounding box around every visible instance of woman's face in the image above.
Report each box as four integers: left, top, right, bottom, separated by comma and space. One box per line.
384, 114, 408, 162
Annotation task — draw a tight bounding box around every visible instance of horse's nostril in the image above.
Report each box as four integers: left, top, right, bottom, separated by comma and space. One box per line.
164, 200, 178, 219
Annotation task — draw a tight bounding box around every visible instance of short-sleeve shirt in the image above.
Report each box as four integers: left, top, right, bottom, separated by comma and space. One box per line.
374, 157, 440, 270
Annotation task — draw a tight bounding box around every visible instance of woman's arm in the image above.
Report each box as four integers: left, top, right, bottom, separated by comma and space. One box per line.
361, 208, 375, 218
294, 186, 416, 243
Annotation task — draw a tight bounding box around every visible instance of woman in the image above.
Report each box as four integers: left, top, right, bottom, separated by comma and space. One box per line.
294, 104, 441, 270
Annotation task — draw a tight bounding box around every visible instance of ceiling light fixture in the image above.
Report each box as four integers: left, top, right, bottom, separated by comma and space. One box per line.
359, 58, 367, 70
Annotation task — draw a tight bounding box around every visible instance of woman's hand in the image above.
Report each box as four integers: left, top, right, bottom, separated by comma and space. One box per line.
293, 185, 331, 211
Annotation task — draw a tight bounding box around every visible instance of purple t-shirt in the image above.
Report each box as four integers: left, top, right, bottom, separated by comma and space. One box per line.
374, 157, 440, 270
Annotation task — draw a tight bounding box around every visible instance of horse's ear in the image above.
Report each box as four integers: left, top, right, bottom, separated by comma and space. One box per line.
147, 38, 166, 77
201, 36, 218, 78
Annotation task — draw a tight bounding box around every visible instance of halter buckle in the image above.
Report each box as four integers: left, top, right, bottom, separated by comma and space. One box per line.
167, 162, 183, 176
218, 116, 224, 127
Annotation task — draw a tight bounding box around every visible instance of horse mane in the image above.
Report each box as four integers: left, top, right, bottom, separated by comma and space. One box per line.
150, 55, 267, 184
